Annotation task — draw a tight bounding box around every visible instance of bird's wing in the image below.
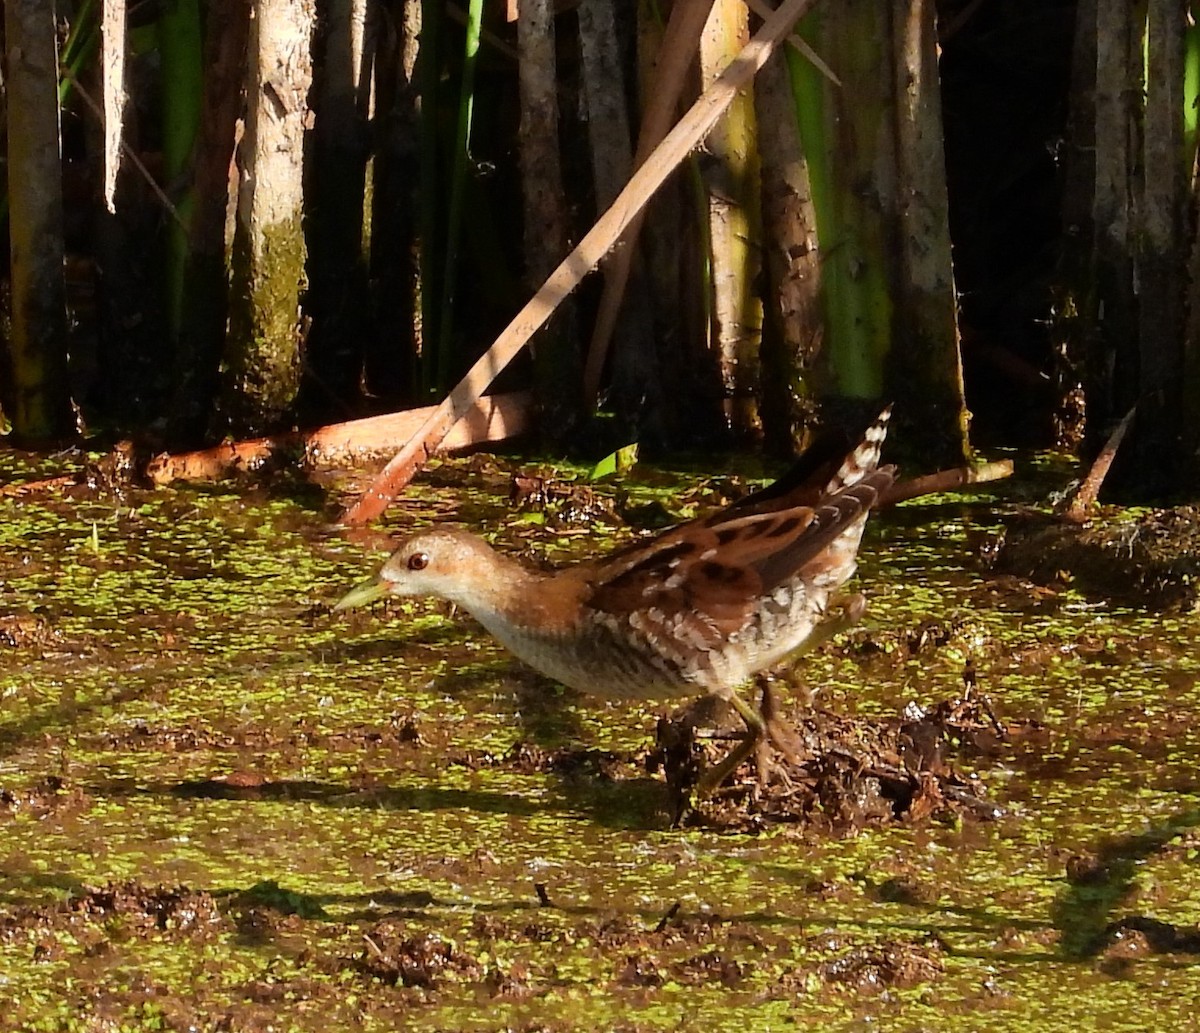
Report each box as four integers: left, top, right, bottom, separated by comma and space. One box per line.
574, 406, 896, 652
579, 467, 893, 650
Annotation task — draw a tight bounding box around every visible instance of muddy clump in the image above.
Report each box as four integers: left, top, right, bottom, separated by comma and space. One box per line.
0, 774, 88, 817
650, 685, 1007, 831
0, 881, 224, 962
987, 505, 1200, 609
352, 923, 480, 988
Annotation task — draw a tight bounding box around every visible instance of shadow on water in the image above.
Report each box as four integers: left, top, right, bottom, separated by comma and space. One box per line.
99, 777, 548, 818
0, 870, 94, 908
1051, 806, 1200, 958
93, 769, 672, 830
330, 627, 469, 659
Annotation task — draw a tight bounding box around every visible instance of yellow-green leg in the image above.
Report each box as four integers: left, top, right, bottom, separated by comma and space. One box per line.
693, 691, 768, 797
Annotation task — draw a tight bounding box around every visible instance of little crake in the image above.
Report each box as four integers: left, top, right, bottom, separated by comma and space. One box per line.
336, 409, 896, 793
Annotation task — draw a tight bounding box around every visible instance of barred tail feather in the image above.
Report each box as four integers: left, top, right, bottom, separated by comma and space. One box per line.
822, 405, 893, 495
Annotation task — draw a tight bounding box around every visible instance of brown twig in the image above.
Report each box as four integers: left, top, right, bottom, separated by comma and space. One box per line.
59, 64, 185, 229
742, 0, 841, 86
653, 901, 682, 933
879, 460, 1015, 507
1062, 405, 1137, 523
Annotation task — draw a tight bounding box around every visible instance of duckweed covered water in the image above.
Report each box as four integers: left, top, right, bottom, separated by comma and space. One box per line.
1, 449, 1199, 1031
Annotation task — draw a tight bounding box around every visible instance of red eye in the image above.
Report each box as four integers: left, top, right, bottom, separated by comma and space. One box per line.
407, 552, 429, 571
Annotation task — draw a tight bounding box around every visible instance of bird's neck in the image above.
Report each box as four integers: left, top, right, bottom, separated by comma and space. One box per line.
447, 546, 590, 639
443, 545, 551, 624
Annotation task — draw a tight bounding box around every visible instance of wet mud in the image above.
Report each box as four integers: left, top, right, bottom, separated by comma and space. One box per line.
1, 449, 1199, 1030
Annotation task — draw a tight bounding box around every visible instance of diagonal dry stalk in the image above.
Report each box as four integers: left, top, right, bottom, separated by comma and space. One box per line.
342, 0, 825, 525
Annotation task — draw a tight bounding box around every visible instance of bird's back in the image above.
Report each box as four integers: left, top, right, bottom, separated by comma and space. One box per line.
504, 409, 897, 700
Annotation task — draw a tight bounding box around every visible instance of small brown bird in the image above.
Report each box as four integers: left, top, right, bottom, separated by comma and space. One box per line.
336, 409, 896, 794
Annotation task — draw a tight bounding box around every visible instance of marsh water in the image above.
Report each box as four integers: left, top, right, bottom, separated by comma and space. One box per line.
1, 449, 1198, 1031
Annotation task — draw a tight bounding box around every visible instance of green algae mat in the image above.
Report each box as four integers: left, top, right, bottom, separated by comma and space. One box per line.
2, 451, 1200, 1031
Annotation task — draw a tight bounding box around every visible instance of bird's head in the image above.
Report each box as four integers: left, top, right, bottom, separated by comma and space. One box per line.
333, 528, 508, 611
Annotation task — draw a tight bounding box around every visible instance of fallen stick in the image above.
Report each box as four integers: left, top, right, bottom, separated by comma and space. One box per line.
0, 394, 533, 495
0, 473, 75, 498
146, 391, 533, 486
340, 0, 824, 526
